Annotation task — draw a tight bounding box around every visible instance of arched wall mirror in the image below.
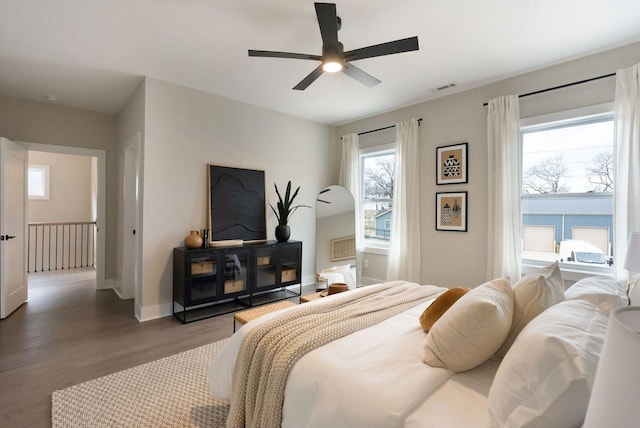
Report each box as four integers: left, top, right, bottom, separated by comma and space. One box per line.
316, 185, 358, 290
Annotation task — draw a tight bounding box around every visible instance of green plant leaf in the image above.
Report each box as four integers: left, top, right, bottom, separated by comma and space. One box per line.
269, 203, 281, 223
290, 186, 300, 205
271, 181, 309, 227
284, 181, 292, 211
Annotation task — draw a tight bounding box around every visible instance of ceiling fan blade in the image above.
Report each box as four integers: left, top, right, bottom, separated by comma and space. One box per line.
315, 3, 339, 46
248, 50, 322, 61
342, 62, 381, 87
293, 65, 325, 90
344, 36, 419, 61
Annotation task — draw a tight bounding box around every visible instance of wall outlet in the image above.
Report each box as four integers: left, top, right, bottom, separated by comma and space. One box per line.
364, 259, 369, 269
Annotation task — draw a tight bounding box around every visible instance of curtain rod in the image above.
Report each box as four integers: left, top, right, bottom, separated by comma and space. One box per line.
342, 118, 423, 139
481, 72, 616, 107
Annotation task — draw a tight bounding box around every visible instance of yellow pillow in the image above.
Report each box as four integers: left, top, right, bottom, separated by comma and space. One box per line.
420, 287, 470, 331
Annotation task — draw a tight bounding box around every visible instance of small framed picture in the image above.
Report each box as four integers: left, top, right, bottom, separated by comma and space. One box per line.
436, 142, 468, 185
436, 191, 467, 232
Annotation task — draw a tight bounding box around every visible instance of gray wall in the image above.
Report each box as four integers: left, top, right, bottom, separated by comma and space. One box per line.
27, 151, 93, 223
337, 42, 640, 287
133, 78, 336, 318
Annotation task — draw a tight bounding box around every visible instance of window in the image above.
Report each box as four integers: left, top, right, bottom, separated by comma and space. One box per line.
360, 145, 395, 248
28, 164, 50, 200
520, 106, 614, 275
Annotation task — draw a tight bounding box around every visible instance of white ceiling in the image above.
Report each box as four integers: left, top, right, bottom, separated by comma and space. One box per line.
1, 0, 639, 125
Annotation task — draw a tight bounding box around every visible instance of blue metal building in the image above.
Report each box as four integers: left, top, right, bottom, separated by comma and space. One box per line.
522, 193, 613, 254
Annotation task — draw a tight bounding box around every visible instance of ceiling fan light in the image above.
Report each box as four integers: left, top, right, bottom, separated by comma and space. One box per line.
322, 60, 343, 73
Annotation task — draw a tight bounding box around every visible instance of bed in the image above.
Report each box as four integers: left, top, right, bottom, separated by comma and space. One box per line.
209, 263, 631, 428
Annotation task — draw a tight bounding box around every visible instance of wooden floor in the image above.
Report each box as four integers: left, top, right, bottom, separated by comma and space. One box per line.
0, 269, 236, 428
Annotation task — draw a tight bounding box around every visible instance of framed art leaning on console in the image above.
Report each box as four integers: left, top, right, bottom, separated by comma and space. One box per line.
436, 142, 468, 185
208, 164, 266, 242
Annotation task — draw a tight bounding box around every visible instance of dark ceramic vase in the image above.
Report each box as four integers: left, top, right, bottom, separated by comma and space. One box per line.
275, 225, 290, 242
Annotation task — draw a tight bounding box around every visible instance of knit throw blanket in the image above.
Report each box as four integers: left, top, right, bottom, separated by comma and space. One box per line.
226, 281, 445, 428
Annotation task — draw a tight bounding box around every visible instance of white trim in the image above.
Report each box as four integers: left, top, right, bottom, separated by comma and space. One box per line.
359, 145, 396, 251
522, 259, 614, 283
359, 275, 383, 286
361, 245, 389, 256
359, 142, 395, 155
122, 133, 142, 303
520, 102, 614, 128
301, 274, 316, 287
100, 278, 115, 291
519, 103, 616, 274
136, 302, 172, 322
21, 141, 107, 290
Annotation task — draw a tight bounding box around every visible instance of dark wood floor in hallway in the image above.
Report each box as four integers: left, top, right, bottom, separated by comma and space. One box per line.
0, 269, 234, 427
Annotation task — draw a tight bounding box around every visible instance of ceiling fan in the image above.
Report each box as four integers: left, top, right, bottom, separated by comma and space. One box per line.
248, 2, 419, 90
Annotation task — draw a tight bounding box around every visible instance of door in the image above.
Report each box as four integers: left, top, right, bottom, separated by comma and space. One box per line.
122, 134, 141, 300
573, 226, 610, 255
0, 137, 28, 318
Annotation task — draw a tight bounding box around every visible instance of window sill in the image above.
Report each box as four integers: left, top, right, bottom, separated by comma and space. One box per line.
522, 259, 614, 282
360, 245, 389, 256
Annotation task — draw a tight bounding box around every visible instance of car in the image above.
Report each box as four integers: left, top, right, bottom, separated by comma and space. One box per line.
558, 239, 613, 266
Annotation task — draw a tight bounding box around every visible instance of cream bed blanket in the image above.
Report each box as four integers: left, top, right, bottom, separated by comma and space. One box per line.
225, 281, 445, 428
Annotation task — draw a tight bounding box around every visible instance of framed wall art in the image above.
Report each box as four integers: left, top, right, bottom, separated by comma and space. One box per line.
436, 142, 468, 185
435, 191, 467, 232
208, 164, 266, 242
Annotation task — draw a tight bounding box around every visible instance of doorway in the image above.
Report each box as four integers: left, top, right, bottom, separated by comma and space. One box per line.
22, 143, 107, 289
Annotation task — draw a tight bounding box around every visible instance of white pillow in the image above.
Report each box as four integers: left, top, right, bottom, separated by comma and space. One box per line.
488, 299, 609, 428
495, 261, 564, 357
564, 275, 629, 314
423, 277, 514, 372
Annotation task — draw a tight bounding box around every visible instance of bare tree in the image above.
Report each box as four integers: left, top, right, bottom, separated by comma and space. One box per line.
364, 156, 395, 198
522, 155, 569, 194
586, 151, 614, 192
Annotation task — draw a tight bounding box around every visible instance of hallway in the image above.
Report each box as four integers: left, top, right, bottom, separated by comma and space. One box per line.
0, 269, 232, 427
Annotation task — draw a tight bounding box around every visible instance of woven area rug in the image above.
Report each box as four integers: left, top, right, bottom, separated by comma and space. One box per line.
51, 339, 230, 427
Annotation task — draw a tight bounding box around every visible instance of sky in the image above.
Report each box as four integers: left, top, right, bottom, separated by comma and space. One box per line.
522, 119, 614, 193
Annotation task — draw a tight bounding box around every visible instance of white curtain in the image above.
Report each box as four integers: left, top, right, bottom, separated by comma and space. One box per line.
387, 118, 421, 282
613, 64, 640, 281
487, 95, 521, 281
339, 133, 362, 280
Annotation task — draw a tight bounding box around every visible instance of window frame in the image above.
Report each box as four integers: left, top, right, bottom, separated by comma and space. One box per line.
28, 164, 50, 200
359, 143, 396, 254
520, 103, 615, 280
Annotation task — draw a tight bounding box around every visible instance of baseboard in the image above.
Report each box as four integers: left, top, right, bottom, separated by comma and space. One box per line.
98, 278, 114, 290
113, 287, 124, 299
360, 276, 383, 286
136, 302, 172, 322
302, 274, 316, 287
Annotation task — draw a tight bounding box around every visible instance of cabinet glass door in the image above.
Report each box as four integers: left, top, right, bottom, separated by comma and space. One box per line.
280, 243, 301, 284
222, 250, 249, 296
188, 255, 218, 302
255, 246, 277, 290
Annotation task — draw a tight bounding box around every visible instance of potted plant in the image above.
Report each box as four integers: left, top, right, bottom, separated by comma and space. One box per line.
269, 181, 310, 242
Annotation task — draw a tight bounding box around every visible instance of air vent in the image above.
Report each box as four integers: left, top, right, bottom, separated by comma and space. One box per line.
436, 83, 457, 91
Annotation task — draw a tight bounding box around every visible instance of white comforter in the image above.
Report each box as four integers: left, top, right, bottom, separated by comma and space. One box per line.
209, 292, 494, 428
